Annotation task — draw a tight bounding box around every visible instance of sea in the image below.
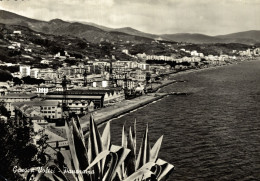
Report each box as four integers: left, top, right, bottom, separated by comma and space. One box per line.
103, 59, 260, 181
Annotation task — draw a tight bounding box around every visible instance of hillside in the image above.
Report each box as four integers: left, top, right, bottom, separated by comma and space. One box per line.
113, 27, 159, 39
0, 10, 260, 45
161, 32, 260, 45
216, 30, 260, 43
0, 10, 152, 44
161, 33, 221, 44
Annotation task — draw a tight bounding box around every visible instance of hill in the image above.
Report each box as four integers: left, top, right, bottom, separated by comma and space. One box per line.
113, 27, 159, 39
0, 10, 152, 44
161, 33, 220, 44
215, 30, 260, 43
161, 32, 260, 45
0, 10, 260, 45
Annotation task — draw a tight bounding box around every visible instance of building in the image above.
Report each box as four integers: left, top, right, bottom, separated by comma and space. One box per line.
45, 88, 125, 109
14, 100, 62, 120
0, 93, 37, 117
40, 59, 52, 65
134, 69, 146, 82
122, 49, 129, 54
137, 62, 150, 70
33, 123, 68, 150
38, 68, 57, 80
92, 78, 109, 88
13, 30, 22, 35
116, 79, 137, 90
0, 82, 10, 96
19, 65, 31, 77
67, 100, 89, 114
30, 68, 40, 78
36, 85, 56, 95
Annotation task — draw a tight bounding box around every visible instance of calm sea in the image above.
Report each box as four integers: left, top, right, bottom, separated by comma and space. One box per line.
104, 59, 260, 181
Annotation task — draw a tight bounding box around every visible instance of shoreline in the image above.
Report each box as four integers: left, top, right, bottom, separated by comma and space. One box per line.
81, 58, 259, 132
81, 93, 168, 132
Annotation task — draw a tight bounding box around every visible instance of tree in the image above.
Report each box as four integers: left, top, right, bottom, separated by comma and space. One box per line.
0, 101, 10, 118
146, 72, 151, 83
22, 76, 45, 85
0, 121, 39, 180
13, 77, 23, 86
0, 65, 19, 73
0, 70, 13, 82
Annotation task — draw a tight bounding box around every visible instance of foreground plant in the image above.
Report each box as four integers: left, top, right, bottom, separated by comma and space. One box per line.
27, 115, 174, 181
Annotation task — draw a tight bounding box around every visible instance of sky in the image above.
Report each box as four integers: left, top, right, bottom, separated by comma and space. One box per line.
0, 0, 260, 35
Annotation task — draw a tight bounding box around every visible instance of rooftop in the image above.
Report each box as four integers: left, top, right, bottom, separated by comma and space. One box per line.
45, 95, 102, 99
2, 93, 37, 99
47, 88, 122, 96
13, 100, 60, 107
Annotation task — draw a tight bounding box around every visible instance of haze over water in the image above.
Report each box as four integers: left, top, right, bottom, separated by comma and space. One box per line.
107, 59, 260, 180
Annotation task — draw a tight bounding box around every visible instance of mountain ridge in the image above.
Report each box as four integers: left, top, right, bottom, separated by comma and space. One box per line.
0, 10, 260, 45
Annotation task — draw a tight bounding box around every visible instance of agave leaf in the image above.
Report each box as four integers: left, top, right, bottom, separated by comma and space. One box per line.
150, 135, 163, 162
138, 161, 156, 170
75, 115, 86, 147
122, 168, 154, 181
85, 150, 111, 170
60, 150, 78, 181
156, 159, 174, 181
52, 173, 67, 181
122, 162, 158, 181
87, 114, 103, 180
125, 126, 136, 177
40, 173, 56, 181
152, 164, 162, 179
103, 146, 130, 181
87, 114, 103, 164
65, 120, 84, 181
101, 121, 111, 151
111, 145, 131, 180
102, 151, 119, 181
122, 124, 128, 148
33, 161, 69, 181
133, 119, 137, 156
135, 124, 150, 170
71, 117, 89, 171
120, 124, 128, 178
101, 121, 111, 176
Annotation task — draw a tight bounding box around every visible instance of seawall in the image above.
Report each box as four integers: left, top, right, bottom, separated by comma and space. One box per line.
81, 93, 168, 133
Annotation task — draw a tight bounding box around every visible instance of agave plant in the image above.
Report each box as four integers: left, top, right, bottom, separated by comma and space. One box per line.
26, 114, 174, 181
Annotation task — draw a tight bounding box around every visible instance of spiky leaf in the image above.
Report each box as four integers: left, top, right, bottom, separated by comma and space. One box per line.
150, 135, 163, 162
136, 124, 150, 170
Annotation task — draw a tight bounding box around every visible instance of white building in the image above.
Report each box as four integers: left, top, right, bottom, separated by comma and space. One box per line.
30, 68, 40, 78
19, 65, 31, 77
122, 49, 129, 54
36, 85, 56, 95
13, 31, 22, 35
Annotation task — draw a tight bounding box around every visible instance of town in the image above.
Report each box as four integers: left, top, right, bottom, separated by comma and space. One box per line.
0, 27, 260, 153
1, 20, 260, 180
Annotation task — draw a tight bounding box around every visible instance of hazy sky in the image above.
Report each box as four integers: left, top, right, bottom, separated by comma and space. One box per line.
0, 0, 260, 35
